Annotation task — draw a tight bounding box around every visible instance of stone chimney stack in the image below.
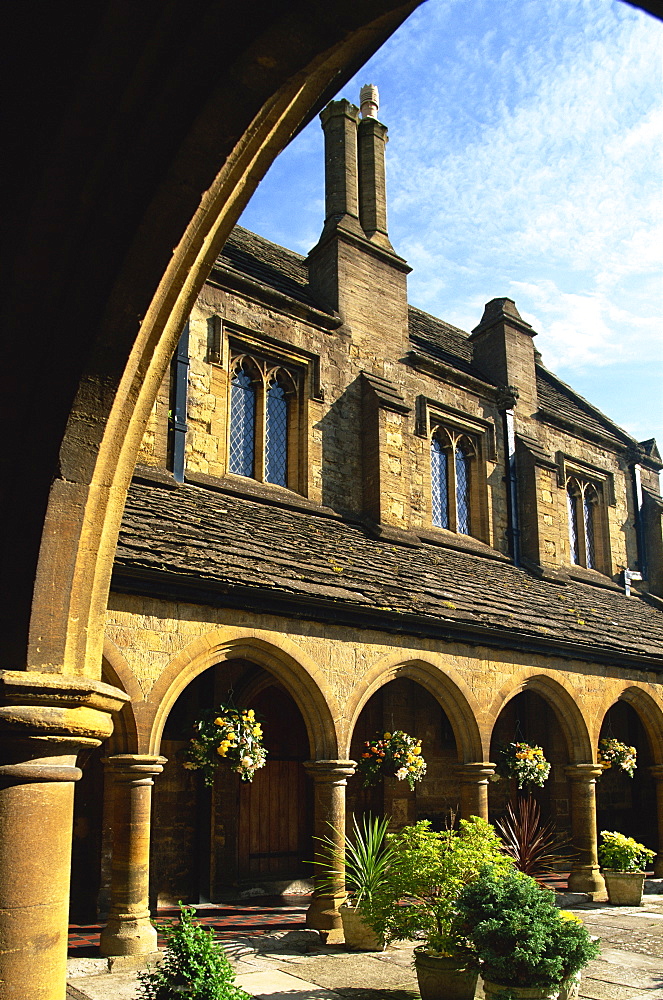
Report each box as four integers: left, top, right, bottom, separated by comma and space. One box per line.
357, 84, 392, 250
308, 89, 410, 356
319, 99, 363, 240
469, 298, 539, 420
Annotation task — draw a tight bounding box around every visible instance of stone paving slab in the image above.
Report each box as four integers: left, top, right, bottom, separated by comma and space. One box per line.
235, 967, 340, 998
66, 972, 141, 999
273, 953, 419, 998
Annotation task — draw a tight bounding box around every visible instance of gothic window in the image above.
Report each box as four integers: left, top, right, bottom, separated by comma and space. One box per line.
430, 428, 476, 535
229, 353, 297, 487
566, 477, 601, 570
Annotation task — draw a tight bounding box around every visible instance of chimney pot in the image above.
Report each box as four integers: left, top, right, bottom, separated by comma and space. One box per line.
360, 84, 379, 119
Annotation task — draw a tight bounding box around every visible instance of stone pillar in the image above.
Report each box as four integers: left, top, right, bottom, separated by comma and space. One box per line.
99, 754, 166, 957
0, 670, 129, 1000
649, 765, 663, 877
456, 762, 495, 821
565, 764, 607, 899
304, 759, 355, 943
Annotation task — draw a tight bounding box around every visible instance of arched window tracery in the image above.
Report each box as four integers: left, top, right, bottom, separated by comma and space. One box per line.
229, 353, 298, 488
566, 476, 601, 570
430, 427, 476, 535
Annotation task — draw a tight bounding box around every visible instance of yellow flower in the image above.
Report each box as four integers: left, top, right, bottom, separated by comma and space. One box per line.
247, 709, 255, 721
214, 717, 225, 726
252, 725, 262, 737
383, 732, 391, 740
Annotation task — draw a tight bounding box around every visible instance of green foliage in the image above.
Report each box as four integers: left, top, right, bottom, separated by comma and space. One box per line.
137, 904, 250, 1000
455, 868, 600, 988
495, 796, 573, 886
367, 816, 512, 956
313, 813, 398, 911
598, 830, 655, 872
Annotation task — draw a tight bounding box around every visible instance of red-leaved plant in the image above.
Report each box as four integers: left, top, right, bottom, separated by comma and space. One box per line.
495, 795, 574, 886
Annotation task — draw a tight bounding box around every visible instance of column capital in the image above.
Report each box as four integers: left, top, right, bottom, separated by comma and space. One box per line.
565, 763, 603, 781
0, 669, 129, 749
456, 762, 496, 782
304, 759, 356, 783
105, 754, 167, 785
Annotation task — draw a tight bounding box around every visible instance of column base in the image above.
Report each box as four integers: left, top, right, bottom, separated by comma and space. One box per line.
567, 864, 607, 900
100, 912, 158, 956
305, 893, 346, 943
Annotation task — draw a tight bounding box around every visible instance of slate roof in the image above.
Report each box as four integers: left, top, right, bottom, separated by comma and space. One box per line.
536, 366, 633, 449
212, 226, 321, 310
115, 478, 663, 669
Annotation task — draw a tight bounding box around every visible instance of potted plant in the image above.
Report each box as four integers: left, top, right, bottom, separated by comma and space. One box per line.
312, 813, 397, 950
182, 704, 267, 785
368, 816, 512, 1000
455, 867, 600, 1000
597, 739, 637, 777
598, 830, 655, 905
496, 742, 551, 789
356, 730, 427, 789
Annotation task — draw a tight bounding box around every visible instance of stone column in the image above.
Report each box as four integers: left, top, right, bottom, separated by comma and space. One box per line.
99, 754, 166, 957
304, 759, 355, 944
565, 764, 607, 899
649, 765, 663, 877
0, 670, 129, 1000
456, 762, 495, 821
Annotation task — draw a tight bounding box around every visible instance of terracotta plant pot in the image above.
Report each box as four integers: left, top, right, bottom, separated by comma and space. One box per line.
339, 904, 384, 951
482, 979, 560, 1000
602, 870, 645, 906
414, 947, 479, 1000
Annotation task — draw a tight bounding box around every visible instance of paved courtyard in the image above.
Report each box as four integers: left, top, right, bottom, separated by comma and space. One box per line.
67, 887, 663, 1000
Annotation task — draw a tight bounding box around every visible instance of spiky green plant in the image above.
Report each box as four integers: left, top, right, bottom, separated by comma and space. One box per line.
495, 795, 573, 886
312, 812, 398, 910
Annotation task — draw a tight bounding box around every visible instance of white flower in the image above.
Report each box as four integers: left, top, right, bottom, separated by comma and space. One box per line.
395, 767, 409, 781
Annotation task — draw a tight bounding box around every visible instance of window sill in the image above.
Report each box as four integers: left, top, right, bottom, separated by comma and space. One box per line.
184, 470, 342, 520
417, 527, 509, 562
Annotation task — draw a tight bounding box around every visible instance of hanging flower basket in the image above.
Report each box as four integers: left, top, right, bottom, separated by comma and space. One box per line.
598, 738, 637, 778
183, 705, 267, 786
496, 742, 550, 789
356, 731, 427, 791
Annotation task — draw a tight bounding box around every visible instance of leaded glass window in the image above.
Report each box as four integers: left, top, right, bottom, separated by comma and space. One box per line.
583, 487, 597, 570
567, 484, 580, 564
455, 444, 471, 535
265, 379, 288, 487
567, 476, 601, 570
431, 437, 449, 528
229, 367, 255, 477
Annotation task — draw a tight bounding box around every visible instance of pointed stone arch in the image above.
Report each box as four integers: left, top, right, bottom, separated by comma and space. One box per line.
102, 638, 140, 754
145, 628, 339, 760
487, 670, 592, 763
344, 653, 483, 762
599, 685, 663, 765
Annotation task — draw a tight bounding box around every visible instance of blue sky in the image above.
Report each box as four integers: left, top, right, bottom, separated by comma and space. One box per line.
240, 0, 663, 451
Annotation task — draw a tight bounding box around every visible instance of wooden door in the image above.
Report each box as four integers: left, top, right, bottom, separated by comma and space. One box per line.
238, 686, 312, 879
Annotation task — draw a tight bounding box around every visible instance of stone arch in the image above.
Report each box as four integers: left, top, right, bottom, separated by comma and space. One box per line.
487, 670, 593, 763
19, 1, 421, 684
599, 684, 663, 765
101, 639, 140, 754
146, 629, 339, 760
344, 653, 483, 762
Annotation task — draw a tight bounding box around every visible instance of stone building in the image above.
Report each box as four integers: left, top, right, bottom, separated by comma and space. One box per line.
74, 89, 663, 956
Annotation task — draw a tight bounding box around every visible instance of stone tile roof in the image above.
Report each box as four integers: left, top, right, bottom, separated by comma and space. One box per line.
115, 479, 663, 668
213, 226, 321, 310
536, 366, 634, 449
